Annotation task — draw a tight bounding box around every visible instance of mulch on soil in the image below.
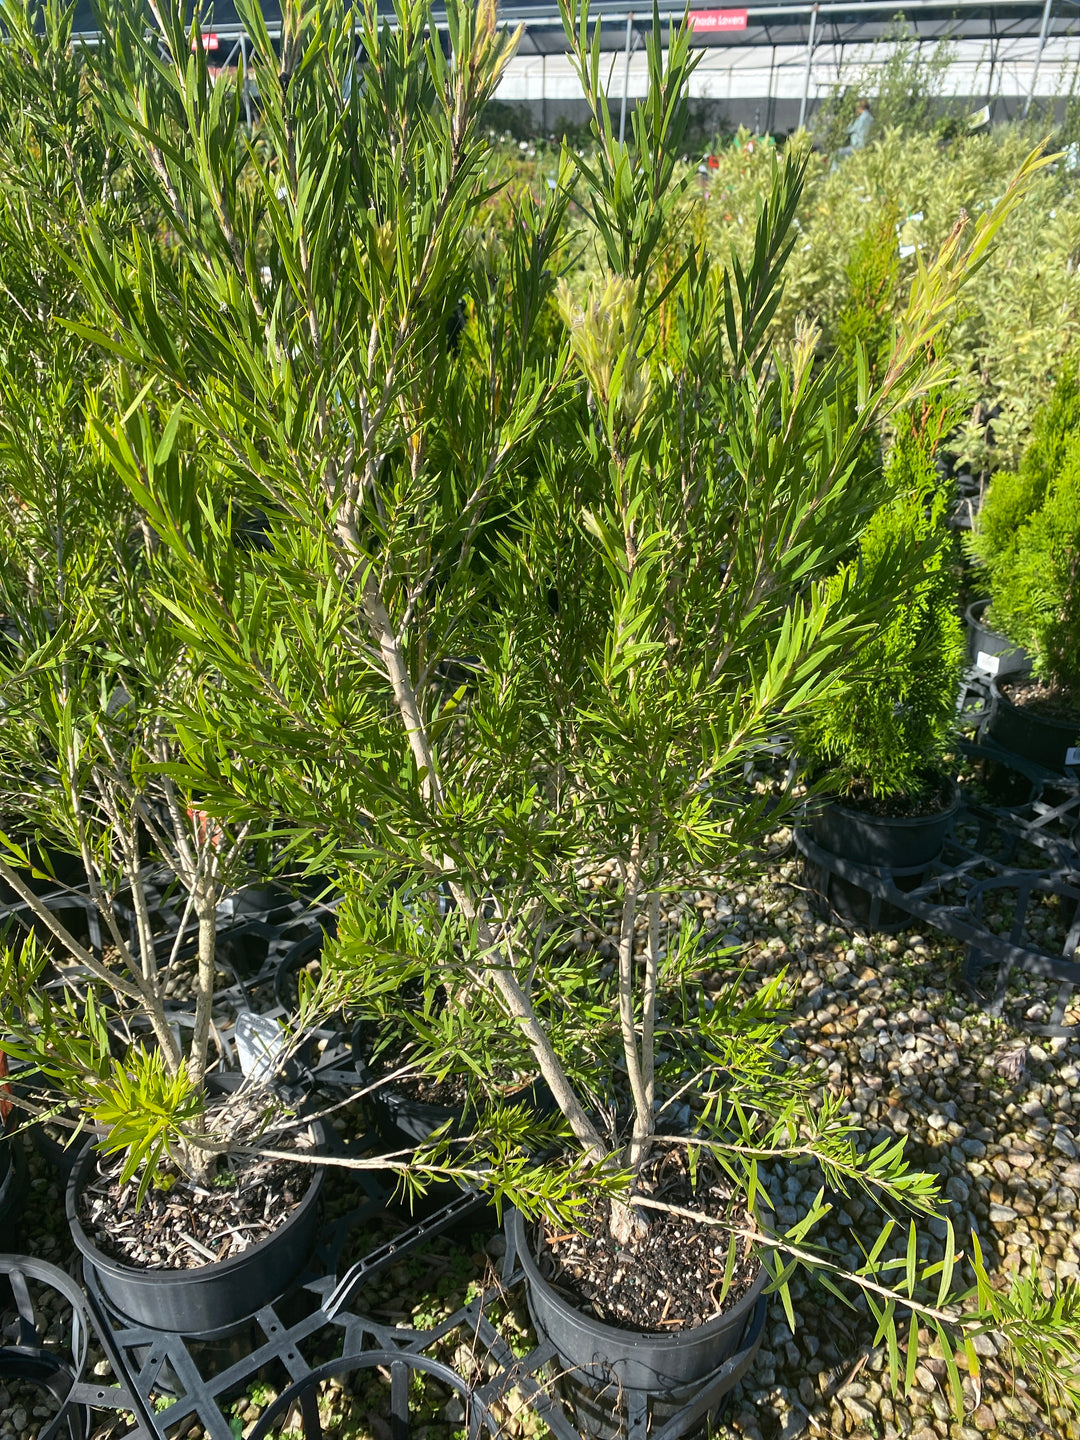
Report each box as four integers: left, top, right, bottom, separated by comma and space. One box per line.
78, 1137, 315, 1271
835, 773, 954, 819
1000, 676, 1080, 723
535, 1150, 760, 1333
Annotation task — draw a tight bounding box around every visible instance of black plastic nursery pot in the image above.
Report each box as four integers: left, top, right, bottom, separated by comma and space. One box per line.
987, 678, 1080, 775
964, 599, 1030, 676
507, 1208, 767, 1440
355, 1039, 555, 1216
354, 1029, 553, 1151
0, 1116, 28, 1234
66, 1121, 327, 1336
0, 1257, 95, 1440
804, 779, 961, 932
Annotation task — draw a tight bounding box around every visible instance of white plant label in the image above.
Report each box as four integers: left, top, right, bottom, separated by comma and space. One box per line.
1066, 747, 1080, 768
235, 1010, 285, 1082
975, 651, 1001, 675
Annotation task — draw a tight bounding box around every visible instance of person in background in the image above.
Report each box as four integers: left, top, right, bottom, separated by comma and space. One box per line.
849, 97, 874, 148
832, 97, 873, 168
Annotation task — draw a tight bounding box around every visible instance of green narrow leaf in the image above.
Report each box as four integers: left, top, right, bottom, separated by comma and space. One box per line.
904, 1311, 919, 1395
936, 1219, 956, 1308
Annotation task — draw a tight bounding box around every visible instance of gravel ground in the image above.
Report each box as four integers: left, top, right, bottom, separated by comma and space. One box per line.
3, 843, 1079, 1440
702, 845, 1080, 1440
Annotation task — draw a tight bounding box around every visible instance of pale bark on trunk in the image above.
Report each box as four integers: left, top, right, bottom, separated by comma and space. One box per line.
357, 573, 608, 1165
0, 854, 184, 1074
617, 842, 651, 1168
187, 886, 218, 1094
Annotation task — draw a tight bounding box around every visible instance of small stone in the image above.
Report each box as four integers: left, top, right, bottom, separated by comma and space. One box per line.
946, 1176, 970, 1204
837, 1382, 867, 1400
9, 1411, 26, 1434
842, 1396, 875, 1425
779, 1407, 808, 1440
1052, 1127, 1078, 1159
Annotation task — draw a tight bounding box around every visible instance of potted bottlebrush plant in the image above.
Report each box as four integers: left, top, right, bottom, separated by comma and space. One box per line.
971, 362, 1080, 770
0, 2, 334, 1336
61, 0, 1080, 1428
796, 403, 967, 926
0, 475, 332, 1335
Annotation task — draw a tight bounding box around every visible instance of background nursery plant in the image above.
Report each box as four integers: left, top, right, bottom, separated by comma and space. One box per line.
971, 360, 1080, 707
697, 123, 1080, 473
797, 407, 965, 804
24, 0, 1080, 1415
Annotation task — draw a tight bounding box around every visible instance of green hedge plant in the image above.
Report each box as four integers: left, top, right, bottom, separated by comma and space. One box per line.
972, 361, 1080, 701
798, 412, 966, 799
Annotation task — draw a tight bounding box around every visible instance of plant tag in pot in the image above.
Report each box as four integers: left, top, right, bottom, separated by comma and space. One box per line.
235, 1011, 285, 1082
1066, 747, 1080, 768
976, 651, 1000, 675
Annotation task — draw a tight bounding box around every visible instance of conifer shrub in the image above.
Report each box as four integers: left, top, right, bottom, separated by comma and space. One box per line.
973, 362, 1080, 699
799, 419, 964, 798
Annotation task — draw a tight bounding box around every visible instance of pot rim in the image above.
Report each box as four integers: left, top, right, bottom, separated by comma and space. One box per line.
818, 774, 962, 831
66, 1118, 325, 1288
989, 677, 1080, 735
507, 1204, 767, 1351
964, 597, 993, 628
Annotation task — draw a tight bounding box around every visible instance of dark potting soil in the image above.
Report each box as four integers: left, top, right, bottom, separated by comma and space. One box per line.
390, 1068, 473, 1107
838, 773, 953, 819
363, 1025, 528, 1110
358, 1023, 472, 1109
380, 1063, 539, 1110
999, 677, 1080, 723
535, 1152, 759, 1333
78, 1135, 316, 1272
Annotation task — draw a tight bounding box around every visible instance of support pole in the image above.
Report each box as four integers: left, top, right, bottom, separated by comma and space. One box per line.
240, 34, 252, 128
541, 52, 547, 135
798, 4, 819, 132
1023, 0, 1054, 119
765, 43, 776, 134
619, 13, 633, 146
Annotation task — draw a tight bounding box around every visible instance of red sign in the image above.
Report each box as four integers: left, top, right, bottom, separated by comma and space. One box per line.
191, 31, 220, 52
689, 10, 749, 31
